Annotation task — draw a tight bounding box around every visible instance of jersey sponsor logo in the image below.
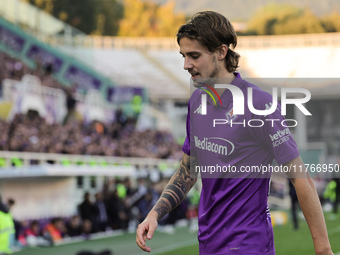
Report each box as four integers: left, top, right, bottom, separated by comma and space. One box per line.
269, 128, 290, 147
194, 136, 235, 156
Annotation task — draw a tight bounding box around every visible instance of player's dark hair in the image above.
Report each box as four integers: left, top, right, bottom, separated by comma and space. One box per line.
177, 11, 240, 73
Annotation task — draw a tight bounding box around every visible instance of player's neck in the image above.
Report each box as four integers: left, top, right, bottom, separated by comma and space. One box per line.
215, 68, 235, 80
214, 70, 236, 97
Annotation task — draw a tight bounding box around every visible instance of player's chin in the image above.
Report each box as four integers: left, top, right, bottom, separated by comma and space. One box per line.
191, 75, 204, 86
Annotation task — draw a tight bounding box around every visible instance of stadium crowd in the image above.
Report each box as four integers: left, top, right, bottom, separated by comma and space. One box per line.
0, 51, 65, 90
0, 52, 32, 83
0, 112, 182, 159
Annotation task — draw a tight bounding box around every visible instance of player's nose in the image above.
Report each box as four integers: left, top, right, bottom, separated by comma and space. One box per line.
184, 57, 193, 70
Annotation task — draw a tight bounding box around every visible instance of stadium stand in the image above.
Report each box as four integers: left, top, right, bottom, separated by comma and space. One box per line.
148, 49, 191, 88
88, 48, 190, 100
0, 15, 114, 96
0, 38, 184, 252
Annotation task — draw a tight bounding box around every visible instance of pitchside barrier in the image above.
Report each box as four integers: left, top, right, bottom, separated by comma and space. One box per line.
0, 150, 178, 175
0, 142, 327, 176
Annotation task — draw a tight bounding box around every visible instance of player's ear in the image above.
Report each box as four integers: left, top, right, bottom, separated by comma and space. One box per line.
217, 44, 228, 60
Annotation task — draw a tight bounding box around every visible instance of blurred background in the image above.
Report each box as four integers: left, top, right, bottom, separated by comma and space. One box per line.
0, 0, 340, 254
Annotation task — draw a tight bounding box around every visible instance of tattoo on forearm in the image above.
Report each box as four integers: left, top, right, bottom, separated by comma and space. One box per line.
170, 177, 190, 195
166, 188, 181, 202
154, 199, 171, 220
162, 193, 177, 209
180, 157, 197, 181
153, 155, 197, 220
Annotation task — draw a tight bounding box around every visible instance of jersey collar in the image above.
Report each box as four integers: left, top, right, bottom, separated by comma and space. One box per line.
206, 72, 243, 109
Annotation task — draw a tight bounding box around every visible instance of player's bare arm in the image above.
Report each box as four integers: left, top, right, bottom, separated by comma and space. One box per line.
285, 156, 333, 255
153, 153, 197, 219
136, 153, 198, 252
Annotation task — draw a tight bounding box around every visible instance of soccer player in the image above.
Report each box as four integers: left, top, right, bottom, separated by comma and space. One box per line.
136, 11, 333, 255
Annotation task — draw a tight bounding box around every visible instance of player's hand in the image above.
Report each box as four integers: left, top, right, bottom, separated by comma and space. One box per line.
136, 211, 158, 252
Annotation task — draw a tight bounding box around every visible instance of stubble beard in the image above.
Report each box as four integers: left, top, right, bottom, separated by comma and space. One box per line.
209, 56, 220, 79
193, 56, 220, 87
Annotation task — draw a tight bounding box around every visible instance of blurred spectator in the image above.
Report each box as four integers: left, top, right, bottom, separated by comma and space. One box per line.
124, 178, 133, 196
66, 215, 83, 237
0, 195, 15, 254
43, 218, 66, 242
324, 179, 337, 204
41, 63, 60, 89
323, 178, 339, 214
82, 219, 93, 237
102, 178, 115, 202
314, 175, 327, 205
23, 220, 52, 247
78, 192, 97, 233
186, 204, 198, 219
106, 189, 128, 230
115, 108, 127, 129
137, 190, 153, 222
63, 85, 78, 125
94, 193, 108, 232
335, 178, 340, 214
126, 178, 148, 208
125, 178, 150, 224
0, 119, 9, 151
289, 180, 299, 230
7, 198, 23, 244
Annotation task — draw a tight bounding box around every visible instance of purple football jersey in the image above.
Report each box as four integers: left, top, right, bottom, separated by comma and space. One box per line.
182, 73, 300, 254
